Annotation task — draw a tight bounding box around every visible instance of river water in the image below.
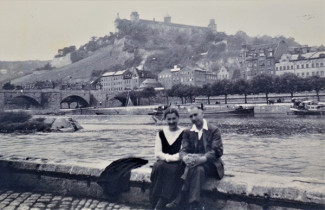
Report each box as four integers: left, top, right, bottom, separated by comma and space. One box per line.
0, 114, 324, 180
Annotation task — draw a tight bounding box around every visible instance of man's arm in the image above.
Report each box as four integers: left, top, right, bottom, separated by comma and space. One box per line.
204, 127, 223, 161
179, 130, 190, 160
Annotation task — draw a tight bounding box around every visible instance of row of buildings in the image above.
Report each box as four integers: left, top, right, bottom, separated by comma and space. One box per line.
240, 41, 325, 79
99, 68, 160, 91
97, 45, 324, 93
98, 65, 231, 92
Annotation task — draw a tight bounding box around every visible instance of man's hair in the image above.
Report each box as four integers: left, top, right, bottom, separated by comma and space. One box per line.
164, 107, 180, 118
186, 105, 203, 113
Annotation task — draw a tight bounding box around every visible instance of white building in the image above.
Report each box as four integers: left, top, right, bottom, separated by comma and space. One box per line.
217, 66, 230, 79
275, 51, 325, 78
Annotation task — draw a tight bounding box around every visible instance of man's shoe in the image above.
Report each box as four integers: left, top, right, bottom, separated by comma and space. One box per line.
154, 198, 167, 210
165, 194, 182, 208
189, 201, 203, 210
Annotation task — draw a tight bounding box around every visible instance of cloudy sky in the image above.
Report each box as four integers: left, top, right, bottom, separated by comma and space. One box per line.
0, 0, 324, 61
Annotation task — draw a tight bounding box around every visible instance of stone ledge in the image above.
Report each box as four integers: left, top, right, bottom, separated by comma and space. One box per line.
0, 156, 324, 207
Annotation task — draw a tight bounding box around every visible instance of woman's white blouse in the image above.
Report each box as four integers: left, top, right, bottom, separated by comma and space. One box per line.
154, 127, 184, 162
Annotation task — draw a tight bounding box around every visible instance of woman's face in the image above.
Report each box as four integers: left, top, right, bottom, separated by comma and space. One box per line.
165, 112, 179, 130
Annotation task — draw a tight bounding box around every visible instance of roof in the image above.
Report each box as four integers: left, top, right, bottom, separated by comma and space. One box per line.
284, 51, 325, 61
138, 19, 208, 30
102, 70, 127, 77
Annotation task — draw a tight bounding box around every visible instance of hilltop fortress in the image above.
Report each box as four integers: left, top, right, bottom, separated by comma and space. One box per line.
115, 11, 217, 34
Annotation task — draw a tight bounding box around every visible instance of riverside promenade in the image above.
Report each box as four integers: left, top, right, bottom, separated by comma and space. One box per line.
0, 154, 324, 210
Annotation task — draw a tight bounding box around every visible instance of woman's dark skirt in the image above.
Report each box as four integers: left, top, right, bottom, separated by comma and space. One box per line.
149, 160, 184, 208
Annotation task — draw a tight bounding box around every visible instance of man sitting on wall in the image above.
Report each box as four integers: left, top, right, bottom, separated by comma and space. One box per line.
167, 105, 224, 210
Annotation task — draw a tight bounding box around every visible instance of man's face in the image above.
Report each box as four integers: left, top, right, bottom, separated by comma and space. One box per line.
188, 107, 203, 127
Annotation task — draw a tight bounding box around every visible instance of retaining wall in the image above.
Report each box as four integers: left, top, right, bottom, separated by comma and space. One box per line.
0, 156, 324, 209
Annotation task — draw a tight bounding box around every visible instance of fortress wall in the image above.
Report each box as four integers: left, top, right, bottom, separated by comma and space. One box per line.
0, 156, 323, 209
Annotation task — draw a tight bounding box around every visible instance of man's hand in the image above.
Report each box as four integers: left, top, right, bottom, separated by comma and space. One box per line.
183, 154, 207, 168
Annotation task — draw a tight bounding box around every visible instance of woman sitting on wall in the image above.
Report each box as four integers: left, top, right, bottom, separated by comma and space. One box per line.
150, 108, 185, 210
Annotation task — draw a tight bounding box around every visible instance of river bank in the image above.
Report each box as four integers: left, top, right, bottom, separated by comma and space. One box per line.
60, 103, 293, 116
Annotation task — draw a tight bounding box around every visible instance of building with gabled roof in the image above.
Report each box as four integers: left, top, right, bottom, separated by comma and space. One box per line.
99, 67, 156, 92
240, 40, 288, 79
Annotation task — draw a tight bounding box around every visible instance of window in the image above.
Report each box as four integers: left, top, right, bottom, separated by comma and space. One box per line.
291, 65, 294, 69
306, 64, 309, 68
280, 66, 282, 70
316, 63, 319, 67
321, 63, 323, 67
312, 63, 314, 68
301, 64, 304, 68
297, 65, 300, 69
306, 72, 309, 76
321, 71, 324, 76
287, 66, 290, 70
276, 67, 278, 71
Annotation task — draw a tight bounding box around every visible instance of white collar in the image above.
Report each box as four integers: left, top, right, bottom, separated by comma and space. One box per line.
190, 119, 208, 132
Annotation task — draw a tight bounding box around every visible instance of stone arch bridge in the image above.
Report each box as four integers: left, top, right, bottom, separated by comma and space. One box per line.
0, 90, 113, 112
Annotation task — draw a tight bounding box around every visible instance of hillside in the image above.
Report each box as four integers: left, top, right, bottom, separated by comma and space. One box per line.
0, 60, 49, 83
11, 39, 136, 85
9, 18, 302, 87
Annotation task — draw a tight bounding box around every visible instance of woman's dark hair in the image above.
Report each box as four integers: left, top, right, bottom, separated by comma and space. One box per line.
164, 107, 179, 119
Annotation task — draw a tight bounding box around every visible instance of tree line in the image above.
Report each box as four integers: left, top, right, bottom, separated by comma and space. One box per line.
167, 73, 324, 104
112, 73, 324, 106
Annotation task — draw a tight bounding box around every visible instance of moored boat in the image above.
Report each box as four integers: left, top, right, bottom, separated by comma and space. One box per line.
288, 100, 325, 115
149, 104, 254, 122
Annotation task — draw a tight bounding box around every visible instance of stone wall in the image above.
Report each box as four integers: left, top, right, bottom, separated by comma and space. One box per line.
0, 156, 323, 209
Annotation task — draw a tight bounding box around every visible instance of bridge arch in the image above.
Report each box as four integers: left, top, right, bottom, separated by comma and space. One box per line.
61, 95, 89, 109
9, 95, 41, 109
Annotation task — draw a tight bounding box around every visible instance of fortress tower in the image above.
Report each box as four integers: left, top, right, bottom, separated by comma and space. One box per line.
130, 11, 139, 22
164, 15, 171, 24
208, 19, 217, 32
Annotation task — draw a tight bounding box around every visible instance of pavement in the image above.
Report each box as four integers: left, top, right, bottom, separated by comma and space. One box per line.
0, 189, 148, 210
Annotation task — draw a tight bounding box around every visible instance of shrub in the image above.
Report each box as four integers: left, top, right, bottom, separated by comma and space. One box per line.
0, 111, 31, 123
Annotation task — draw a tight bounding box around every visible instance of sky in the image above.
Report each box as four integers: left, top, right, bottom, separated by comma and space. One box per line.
0, 0, 324, 61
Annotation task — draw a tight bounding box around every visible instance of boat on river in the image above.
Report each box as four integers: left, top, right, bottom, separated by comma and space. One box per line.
288, 100, 325, 115
148, 104, 254, 122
